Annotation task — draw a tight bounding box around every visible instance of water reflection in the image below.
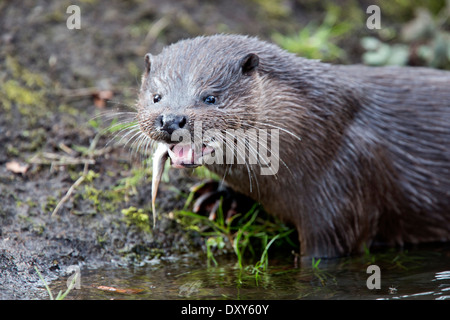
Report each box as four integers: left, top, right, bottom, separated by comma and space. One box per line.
46, 244, 450, 300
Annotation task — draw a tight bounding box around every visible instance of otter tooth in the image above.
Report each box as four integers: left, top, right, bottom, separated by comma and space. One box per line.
188, 146, 194, 163
167, 145, 176, 160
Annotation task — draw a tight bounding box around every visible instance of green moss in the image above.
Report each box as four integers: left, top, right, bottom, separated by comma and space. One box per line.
83, 185, 101, 207
32, 223, 45, 235
122, 206, 151, 233
58, 104, 80, 117
6, 145, 20, 157
127, 21, 152, 39
191, 166, 220, 181
251, 0, 290, 19
84, 170, 100, 183
272, 4, 353, 62
126, 61, 140, 78
43, 196, 58, 214
381, 0, 447, 22
25, 198, 38, 208
72, 166, 147, 216
1, 80, 45, 112
16, 198, 38, 209
23, 127, 47, 152
0, 56, 50, 126
5, 56, 45, 88
79, 0, 98, 4
115, 168, 150, 190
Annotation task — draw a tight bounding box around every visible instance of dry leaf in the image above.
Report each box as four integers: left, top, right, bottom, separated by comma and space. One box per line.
96, 285, 144, 294
6, 161, 29, 174
93, 90, 114, 108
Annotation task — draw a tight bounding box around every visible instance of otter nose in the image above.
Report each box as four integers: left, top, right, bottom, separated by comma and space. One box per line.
156, 114, 188, 135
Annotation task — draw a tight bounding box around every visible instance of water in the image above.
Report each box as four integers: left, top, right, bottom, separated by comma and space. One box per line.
47, 244, 450, 300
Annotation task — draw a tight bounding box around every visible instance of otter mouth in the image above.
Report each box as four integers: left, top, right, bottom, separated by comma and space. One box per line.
167, 143, 214, 168
150, 142, 214, 227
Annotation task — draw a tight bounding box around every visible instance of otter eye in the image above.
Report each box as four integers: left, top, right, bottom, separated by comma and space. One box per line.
153, 94, 162, 103
203, 95, 217, 105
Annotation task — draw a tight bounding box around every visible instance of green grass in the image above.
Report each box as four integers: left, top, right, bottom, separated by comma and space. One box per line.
35, 267, 78, 300
361, 246, 428, 271
272, 5, 353, 62
312, 257, 321, 270
247, 233, 287, 284
176, 190, 296, 274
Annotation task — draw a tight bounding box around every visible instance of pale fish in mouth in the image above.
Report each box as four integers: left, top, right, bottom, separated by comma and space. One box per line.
151, 143, 169, 227
151, 142, 213, 226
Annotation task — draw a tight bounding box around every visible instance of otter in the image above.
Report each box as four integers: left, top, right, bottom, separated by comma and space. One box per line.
136, 34, 450, 258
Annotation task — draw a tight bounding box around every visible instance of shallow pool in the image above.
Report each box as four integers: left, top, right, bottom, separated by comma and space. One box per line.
45, 243, 450, 300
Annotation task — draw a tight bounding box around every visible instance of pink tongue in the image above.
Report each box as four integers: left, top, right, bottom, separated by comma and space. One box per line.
170, 145, 194, 168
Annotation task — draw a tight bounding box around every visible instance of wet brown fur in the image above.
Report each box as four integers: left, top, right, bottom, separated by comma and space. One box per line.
137, 35, 450, 258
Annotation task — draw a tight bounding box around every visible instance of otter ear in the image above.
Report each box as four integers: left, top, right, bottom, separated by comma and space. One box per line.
144, 53, 152, 74
240, 53, 259, 75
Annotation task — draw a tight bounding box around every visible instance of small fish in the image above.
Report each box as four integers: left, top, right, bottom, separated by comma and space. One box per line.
151, 143, 169, 227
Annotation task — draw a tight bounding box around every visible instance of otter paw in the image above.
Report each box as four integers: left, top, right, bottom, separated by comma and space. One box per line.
189, 180, 253, 222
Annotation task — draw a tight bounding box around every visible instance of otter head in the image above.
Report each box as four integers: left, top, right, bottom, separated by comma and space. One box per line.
137, 36, 261, 168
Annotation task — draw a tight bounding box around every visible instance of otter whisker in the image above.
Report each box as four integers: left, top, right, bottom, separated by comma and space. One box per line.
88, 109, 138, 147
119, 128, 144, 149
105, 99, 139, 111
106, 121, 139, 135
105, 124, 140, 148
91, 110, 137, 121
143, 137, 156, 158
216, 131, 261, 199
241, 122, 292, 177
214, 131, 252, 190
248, 120, 302, 142
220, 164, 232, 190
130, 132, 149, 159
233, 112, 302, 139
220, 119, 291, 178
139, 136, 155, 167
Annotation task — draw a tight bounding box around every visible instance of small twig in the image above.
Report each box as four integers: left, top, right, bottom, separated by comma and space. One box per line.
59, 142, 76, 156
135, 16, 170, 56
51, 162, 89, 218
29, 153, 95, 166
53, 87, 109, 97
51, 133, 101, 218
53, 86, 135, 98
